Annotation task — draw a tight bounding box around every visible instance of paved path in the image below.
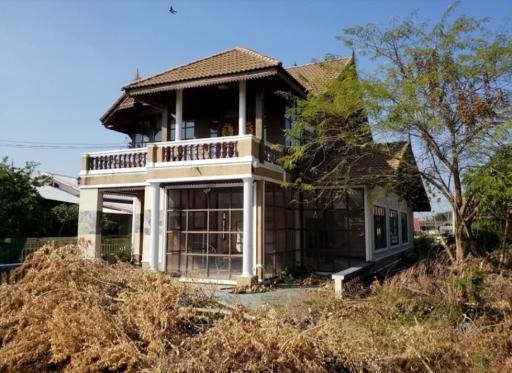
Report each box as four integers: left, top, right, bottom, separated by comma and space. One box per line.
208, 287, 314, 309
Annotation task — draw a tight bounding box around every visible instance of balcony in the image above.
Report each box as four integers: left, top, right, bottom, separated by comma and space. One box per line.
81, 135, 282, 175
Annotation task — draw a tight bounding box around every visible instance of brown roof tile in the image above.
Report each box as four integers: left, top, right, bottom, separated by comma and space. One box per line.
286, 58, 351, 92
125, 47, 281, 90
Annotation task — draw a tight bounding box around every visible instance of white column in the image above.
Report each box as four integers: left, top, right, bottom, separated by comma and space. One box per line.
149, 182, 160, 271
238, 80, 246, 136
175, 89, 183, 141
242, 177, 254, 277
131, 196, 142, 263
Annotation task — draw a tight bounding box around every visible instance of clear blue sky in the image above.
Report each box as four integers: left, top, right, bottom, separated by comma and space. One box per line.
0, 0, 510, 212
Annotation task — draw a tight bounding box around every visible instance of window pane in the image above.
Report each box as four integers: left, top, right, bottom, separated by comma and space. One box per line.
374, 206, 387, 250
390, 210, 399, 246
401, 212, 409, 243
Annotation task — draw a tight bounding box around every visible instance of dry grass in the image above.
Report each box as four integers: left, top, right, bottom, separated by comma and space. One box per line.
1, 245, 511, 372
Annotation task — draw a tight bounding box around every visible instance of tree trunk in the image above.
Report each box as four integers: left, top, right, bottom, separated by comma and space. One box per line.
454, 213, 465, 263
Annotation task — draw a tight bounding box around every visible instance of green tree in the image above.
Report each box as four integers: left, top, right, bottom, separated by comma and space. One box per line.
280, 59, 376, 202
0, 158, 48, 237
464, 145, 512, 250
337, 5, 512, 261
51, 203, 79, 237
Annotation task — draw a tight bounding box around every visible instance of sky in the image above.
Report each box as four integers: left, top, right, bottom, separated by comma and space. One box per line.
0, 0, 511, 214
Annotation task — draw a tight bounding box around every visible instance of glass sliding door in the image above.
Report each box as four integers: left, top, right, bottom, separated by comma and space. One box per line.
166, 186, 243, 280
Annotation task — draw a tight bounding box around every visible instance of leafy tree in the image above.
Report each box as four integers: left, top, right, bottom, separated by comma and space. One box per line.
464, 145, 512, 250
281, 59, 377, 203
51, 203, 79, 237
0, 158, 48, 237
337, 4, 512, 261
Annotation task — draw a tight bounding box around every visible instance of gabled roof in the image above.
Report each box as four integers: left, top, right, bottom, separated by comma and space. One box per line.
124, 47, 281, 92
349, 142, 431, 211
100, 93, 148, 124
286, 58, 352, 92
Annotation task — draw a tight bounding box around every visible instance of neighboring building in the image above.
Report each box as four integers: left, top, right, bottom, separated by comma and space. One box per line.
77, 47, 430, 285
39, 173, 133, 236
418, 220, 454, 236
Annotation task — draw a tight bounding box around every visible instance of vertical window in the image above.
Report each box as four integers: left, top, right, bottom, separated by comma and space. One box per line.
183, 121, 195, 140
374, 206, 387, 250
401, 212, 409, 243
170, 121, 196, 140
390, 210, 399, 246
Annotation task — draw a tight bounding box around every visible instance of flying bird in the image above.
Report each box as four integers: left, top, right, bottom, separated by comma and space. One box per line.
169, 6, 178, 14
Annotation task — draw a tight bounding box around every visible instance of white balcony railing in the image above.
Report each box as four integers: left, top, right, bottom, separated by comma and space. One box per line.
87, 148, 147, 171
83, 135, 281, 173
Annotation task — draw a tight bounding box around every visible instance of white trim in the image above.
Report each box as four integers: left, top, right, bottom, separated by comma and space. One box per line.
154, 156, 255, 168
85, 167, 147, 175
80, 182, 148, 189
364, 185, 371, 262
146, 173, 253, 184
164, 182, 243, 190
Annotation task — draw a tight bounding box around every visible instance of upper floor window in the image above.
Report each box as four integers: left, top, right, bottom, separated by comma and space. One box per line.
401, 212, 409, 243
170, 120, 196, 141
374, 206, 387, 250
390, 209, 399, 246
132, 118, 161, 148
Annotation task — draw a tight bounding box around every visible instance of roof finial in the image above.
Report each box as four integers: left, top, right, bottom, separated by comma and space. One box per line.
133, 67, 141, 81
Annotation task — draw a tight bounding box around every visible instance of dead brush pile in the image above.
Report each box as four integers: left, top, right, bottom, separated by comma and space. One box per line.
0, 244, 218, 372
166, 251, 512, 372
1, 245, 512, 372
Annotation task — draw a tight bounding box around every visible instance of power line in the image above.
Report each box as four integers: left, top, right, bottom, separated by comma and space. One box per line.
0, 138, 128, 150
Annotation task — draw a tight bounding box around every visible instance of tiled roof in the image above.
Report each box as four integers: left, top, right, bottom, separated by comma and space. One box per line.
125, 47, 281, 90
350, 142, 409, 178
286, 58, 351, 92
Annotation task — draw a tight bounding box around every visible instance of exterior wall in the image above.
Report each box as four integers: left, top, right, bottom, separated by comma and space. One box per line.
365, 185, 414, 262
77, 188, 102, 258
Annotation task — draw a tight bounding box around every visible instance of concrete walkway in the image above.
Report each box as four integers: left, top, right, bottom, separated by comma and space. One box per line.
208, 287, 314, 309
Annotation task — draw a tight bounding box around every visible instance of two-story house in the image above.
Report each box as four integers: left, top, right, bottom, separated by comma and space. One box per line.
78, 47, 430, 285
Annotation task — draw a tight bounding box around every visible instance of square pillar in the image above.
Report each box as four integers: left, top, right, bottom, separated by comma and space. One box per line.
161, 102, 170, 142
255, 180, 265, 280
175, 89, 183, 141
238, 80, 247, 136
149, 182, 161, 271
239, 177, 256, 285
131, 195, 143, 264
78, 188, 103, 259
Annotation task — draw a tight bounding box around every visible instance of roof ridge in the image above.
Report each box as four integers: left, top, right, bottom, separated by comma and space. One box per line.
233, 46, 281, 65
124, 47, 280, 90
286, 57, 351, 70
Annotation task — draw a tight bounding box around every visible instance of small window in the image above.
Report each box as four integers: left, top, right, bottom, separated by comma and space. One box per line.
401, 212, 409, 243
374, 206, 387, 250
390, 210, 399, 246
